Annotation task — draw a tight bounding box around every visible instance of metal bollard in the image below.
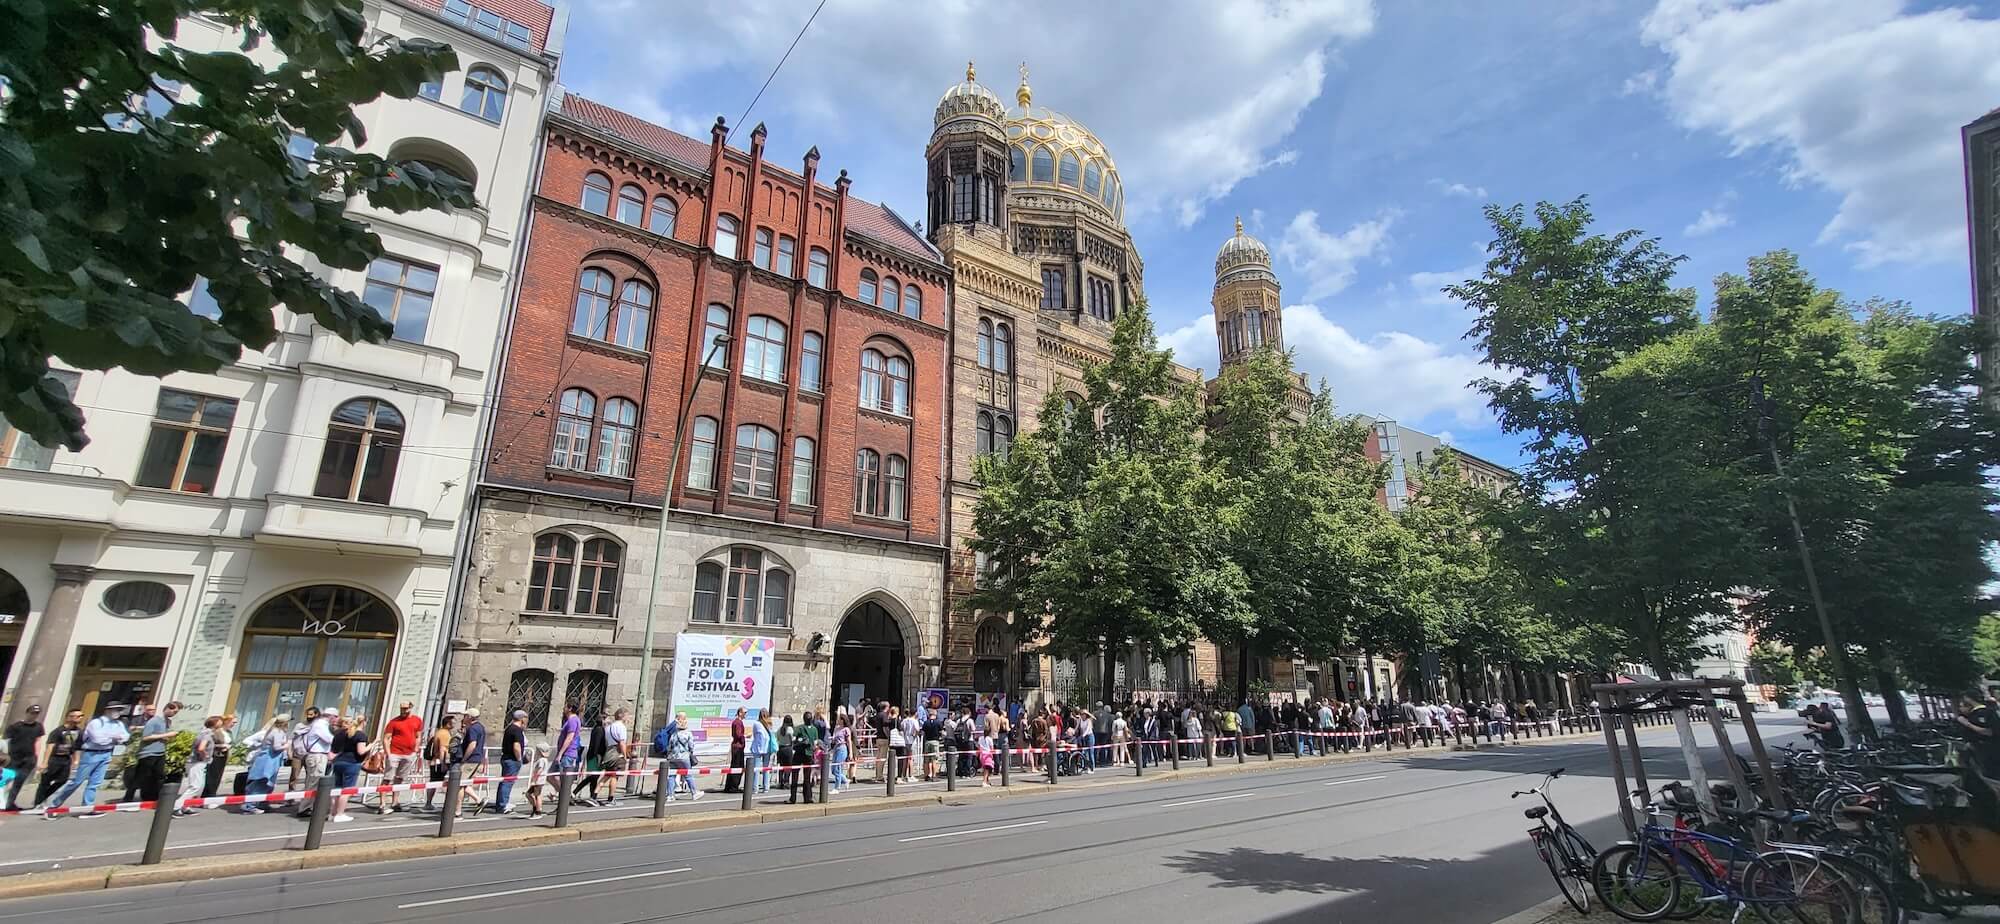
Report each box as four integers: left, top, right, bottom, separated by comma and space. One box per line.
437, 771, 462, 837
141, 788, 177, 865
1204, 730, 1215, 767
554, 770, 573, 828
1001, 745, 1011, 787
304, 776, 335, 850
1236, 731, 1246, 764
1135, 741, 1144, 777
1169, 737, 1181, 771
886, 754, 897, 797
817, 750, 831, 803
946, 749, 956, 792
653, 763, 671, 818
1048, 747, 1058, 785
1265, 729, 1275, 762
740, 755, 756, 811
1293, 730, 1303, 758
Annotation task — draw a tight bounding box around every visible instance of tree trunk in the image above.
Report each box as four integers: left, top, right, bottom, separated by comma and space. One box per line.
1835, 670, 1878, 742
1869, 652, 1909, 730
1453, 652, 1470, 706
1235, 639, 1251, 704
1364, 650, 1377, 699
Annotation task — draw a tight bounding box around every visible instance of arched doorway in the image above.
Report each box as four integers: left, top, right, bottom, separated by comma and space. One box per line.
830, 601, 903, 715
972, 618, 1009, 697
229, 585, 398, 733
0, 568, 26, 702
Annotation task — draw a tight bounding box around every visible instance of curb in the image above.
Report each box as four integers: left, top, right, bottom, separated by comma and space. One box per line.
0, 727, 1613, 899
1488, 896, 1577, 924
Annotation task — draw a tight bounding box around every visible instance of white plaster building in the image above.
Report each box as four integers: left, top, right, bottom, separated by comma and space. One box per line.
0, 0, 564, 731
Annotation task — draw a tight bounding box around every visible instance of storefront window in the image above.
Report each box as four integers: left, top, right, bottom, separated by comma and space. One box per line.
231, 585, 397, 733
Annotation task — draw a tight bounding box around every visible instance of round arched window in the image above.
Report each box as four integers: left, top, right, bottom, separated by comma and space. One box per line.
102, 581, 175, 618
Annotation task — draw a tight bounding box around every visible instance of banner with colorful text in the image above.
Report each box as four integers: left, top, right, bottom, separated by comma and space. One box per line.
668, 633, 778, 760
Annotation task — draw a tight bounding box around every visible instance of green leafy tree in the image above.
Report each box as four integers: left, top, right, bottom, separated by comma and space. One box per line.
1, 0, 476, 449
1975, 616, 2000, 683
966, 303, 1240, 699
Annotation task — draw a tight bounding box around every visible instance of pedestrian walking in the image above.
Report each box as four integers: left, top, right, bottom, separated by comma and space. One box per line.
523, 745, 550, 817
173, 715, 221, 816
456, 708, 487, 818
723, 707, 748, 794
328, 713, 373, 822
828, 715, 850, 793
131, 700, 181, 803
4, 704, 47, 811
785, 730, 815, 804
663, 713, 700, 801
288, 707, 317, 790
600, 707, 631, 805
572, 709, 607, 806
381, 701, 424, 813
26, 709, 81, 812
201, 714, 235, 799
42, 703, 128, 817
495, 710, 529, 815
292, 705, 334, 816
239, 715, 288, 814
423, 714, 455, 811
751, 713, 773, 795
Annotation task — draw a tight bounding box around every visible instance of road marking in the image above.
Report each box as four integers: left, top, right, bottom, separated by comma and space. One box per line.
1323, 775, 1387, 786
897, 820, 1047, 842
397, 867, 693, 909
1162, 792, 1258, 808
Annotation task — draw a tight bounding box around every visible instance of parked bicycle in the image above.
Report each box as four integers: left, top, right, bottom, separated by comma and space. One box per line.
1513, 767, 1596, 913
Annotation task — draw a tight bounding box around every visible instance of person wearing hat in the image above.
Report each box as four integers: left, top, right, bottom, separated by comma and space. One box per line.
3, 705, 46, 811
455, 707, 486, 818
494, 709, 528, 815
42, 702, 129, 817
292, 705, 335, 817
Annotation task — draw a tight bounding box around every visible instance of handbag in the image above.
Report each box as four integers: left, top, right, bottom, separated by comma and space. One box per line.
361, 745, 386, 775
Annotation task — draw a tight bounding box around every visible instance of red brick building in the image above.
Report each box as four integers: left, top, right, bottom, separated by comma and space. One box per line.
448, 93, 950, 732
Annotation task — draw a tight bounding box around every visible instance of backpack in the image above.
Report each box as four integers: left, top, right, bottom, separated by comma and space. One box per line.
653, 723, 676, 756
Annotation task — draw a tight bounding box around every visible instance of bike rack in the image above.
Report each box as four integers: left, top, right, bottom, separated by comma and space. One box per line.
1593, 677, 1787, 836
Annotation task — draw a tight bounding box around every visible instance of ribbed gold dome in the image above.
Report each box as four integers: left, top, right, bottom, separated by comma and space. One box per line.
1216, 216, 1274, 285
1001, 63, 1123, 223
935, 60, 1005, 128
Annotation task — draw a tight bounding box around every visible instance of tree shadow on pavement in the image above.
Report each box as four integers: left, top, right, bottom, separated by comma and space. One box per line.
1163, 847, 1472, 896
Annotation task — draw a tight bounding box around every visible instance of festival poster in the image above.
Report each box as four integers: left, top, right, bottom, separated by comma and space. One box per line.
920, 688, 950, 717
668, 633, 779, 760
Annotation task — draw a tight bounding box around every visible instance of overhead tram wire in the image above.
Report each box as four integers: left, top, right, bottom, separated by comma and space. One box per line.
487, 0, 831, 467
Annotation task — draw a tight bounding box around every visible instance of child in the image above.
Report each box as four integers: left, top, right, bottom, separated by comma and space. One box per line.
977, 730, 995, 787
524, 745, 550, 818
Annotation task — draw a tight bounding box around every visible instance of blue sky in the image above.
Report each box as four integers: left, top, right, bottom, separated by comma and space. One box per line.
558, 0, 2000, 469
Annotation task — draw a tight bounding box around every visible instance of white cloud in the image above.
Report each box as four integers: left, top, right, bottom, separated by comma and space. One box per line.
1437, 430, 1456, 445
1407, 261, 1483, 306
1429, 179, 1488, 199
574, 0, 1377, 228
1161, 305, 1492, 426
1277, 209, 1398, 300
1683, 207, 1734, 237
1620, 68, 1661, 97
1640, 0, 2000, 265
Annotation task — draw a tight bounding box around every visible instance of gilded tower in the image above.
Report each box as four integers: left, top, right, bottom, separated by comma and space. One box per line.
1214, 216, 1282, 366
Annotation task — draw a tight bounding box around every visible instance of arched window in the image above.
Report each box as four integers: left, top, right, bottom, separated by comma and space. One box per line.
807, 248, 830, 288
565, 669, 608, 724
858, 269, 878, 305
790, 436, 815, 506
976, 318, 994, 369
687, 416, 718, 490
232, 586, 397, 733
976, 410, 994, 456
994, 323, 1012, 375
743, 316, 786, 384
595, 398, 637, 477
776, 235, 796, 276
713, 215, 739, 258
880, 276, 899, 309
902, 283, 922, 319
616, 184, 644, 225
1032, 146, 1053, 182
885, 454, 908, 521
527, 532, 622, 617
570, 267, 613, 339
528, 533, 576, 612
1009, 145, 1026, 182
460, 66, 507, 122
1084, 160, 1102, 197
731, 424, 778, 499
581, 171, 612, 215
854, 449, 881, 516
574, 538, 621, 616
762, 568, 791, 628
993, 414, 1013, 458
648, 195, 677, 237
1058, 152, 1079, 188
1102, 173, 1116, 205
800, 331, 824, 392
550, 388, 594, 471
975, 621, 1006, 656
613, 280, 653, 350
886, 355, 912, 416
313, 398, 404, 504
753, 228, 773, 269
859, 348, 886, 410
701, 304, 730, 367
507, 668, 554, 731
692, 561, 723, 622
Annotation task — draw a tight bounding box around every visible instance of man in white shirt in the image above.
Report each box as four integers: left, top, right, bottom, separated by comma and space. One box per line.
41, 703, 130, 817
293, 706, 335, 816
601, 708, 630, 805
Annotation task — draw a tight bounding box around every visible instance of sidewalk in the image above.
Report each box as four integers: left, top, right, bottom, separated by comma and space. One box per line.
0, 724, 1613, 899
1494, 894, 1996, 924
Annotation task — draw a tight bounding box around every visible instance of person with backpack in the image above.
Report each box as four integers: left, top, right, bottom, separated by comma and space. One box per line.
573, 709, 607, 806
662, 713, 700, 801
423, 714, 455, 812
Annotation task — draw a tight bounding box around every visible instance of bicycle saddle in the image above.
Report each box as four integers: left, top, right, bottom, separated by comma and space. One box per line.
1524, 805, 1549, 820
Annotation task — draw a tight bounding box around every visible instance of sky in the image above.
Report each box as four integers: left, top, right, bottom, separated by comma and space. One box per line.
555, 0, 2000, 469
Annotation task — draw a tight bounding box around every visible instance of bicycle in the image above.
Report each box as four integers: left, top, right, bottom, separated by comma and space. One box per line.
1593, 785, 1860, 923
1513, 767, 1596, 913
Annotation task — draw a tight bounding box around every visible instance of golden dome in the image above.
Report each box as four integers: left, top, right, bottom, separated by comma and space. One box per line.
1216, 215, 1275, 285
1002, 63, 1124, 223
935, 60, 1005, 128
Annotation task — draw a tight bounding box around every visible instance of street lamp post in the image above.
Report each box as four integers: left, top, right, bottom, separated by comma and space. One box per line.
633, 335, 732, 745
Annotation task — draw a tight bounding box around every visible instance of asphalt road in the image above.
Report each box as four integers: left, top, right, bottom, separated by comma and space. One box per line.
0, 715, 1813, 924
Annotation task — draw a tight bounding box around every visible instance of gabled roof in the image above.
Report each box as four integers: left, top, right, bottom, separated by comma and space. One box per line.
553, 92, 940, 264
400, 0, 556, 54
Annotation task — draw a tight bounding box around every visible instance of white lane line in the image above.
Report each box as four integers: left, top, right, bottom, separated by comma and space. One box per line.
1323, 775, 1388, 786
1162, 792, 1258, 808
897, 820, 1047, 842
397, 867, 693, 909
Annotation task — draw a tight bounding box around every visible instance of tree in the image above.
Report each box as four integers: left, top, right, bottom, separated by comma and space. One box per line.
1449, 197, 1742, 676
1975, 616, 2000, 683
966, 303, 1240, 700
1, 0, 477, 449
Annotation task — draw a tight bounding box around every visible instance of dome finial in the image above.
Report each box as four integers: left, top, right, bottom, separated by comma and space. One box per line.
967, 60, 976, 82
1016, 61, 1032, 107
1235, 215, 1244, 236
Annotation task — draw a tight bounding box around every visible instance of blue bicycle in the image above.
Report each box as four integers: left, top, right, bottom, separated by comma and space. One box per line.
1592, 786, 1861, 923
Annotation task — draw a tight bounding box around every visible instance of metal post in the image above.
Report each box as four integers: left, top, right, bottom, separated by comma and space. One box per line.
1134, 739, 1144, 777
1047, 745, 1058, 785
885, 754, 897, 797
1170, 736, 1181, 771
554, 770, 573, 828
1236, 730, 1246, 764
1264, 729, 1275, 762
1000, 743, 1011, 787
653, 762, 671, 818
945, 748, 956, 792
304, 776, 334, 850
1293, 728, 1302, 758
740, 754, 756, 811
141, 788, 176, 865
817, 749, 830, 803
1204, 729, 1215, 767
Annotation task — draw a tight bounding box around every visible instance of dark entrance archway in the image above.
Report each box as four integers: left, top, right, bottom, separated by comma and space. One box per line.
0, 568, 26, 706
831, 601, 904, 715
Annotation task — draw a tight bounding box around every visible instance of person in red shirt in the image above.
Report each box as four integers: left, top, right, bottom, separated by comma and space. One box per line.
380, 702, 424, 813
723, 708, 748, 793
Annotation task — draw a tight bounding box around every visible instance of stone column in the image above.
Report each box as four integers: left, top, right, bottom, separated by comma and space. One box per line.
10, 564, 94, 723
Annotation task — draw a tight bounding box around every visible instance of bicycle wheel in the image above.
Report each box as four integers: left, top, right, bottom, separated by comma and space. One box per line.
1593, 842, 1681, 922
1537, 834, 1591, 913
1742, 851, 1863, 924
1815, 852, 1902, 924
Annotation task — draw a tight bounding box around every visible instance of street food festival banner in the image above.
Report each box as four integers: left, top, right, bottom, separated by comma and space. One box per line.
669, 633, 778, 759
